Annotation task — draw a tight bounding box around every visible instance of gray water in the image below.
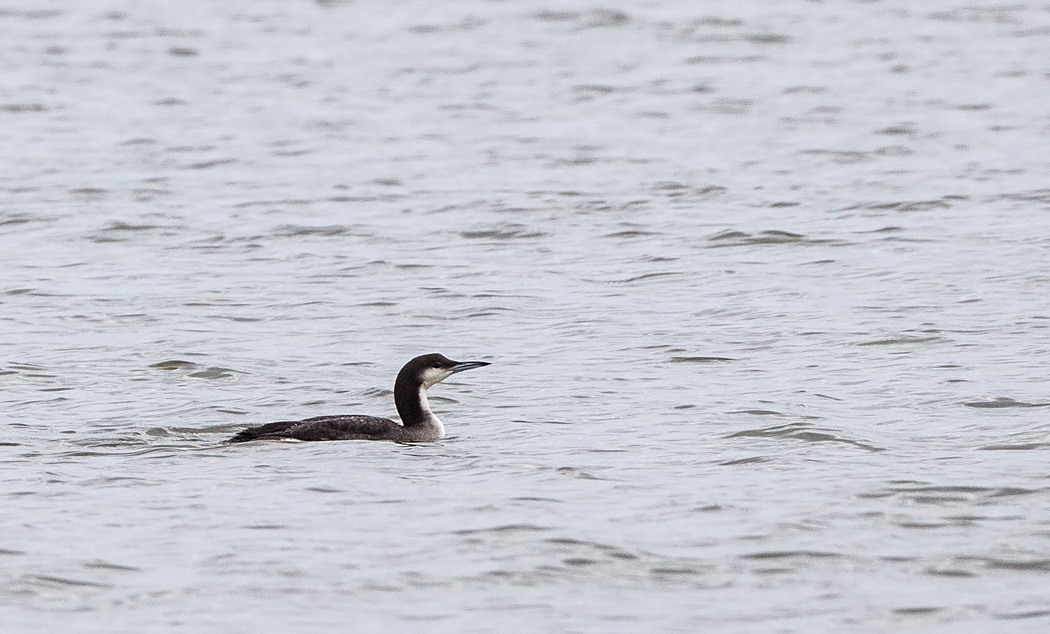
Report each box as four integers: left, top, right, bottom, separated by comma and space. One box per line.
2, 0, 1050, 631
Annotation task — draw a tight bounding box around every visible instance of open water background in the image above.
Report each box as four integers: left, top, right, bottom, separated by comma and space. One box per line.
2, 1, 1050, 631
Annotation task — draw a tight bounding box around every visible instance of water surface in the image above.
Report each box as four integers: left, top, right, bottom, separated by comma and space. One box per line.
2, 1, 1050, 631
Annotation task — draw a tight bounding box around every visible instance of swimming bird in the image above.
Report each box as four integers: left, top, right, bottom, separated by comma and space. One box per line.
226, 353, 489, 443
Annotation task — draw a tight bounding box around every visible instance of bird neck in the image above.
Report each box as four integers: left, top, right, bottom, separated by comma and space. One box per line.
394, 376, 444, 435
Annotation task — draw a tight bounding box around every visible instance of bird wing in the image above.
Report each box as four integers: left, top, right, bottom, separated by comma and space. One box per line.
227, 415, 400, 443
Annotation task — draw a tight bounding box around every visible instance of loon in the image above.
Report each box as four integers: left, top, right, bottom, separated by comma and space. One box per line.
226, 353, 489, 443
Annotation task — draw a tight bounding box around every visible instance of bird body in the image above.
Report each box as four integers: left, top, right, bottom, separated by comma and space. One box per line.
226, 353, 489, 443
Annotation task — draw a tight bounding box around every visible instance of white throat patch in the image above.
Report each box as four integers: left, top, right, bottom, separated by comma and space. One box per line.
417, 385, 445, 438
421, 367, 454, 389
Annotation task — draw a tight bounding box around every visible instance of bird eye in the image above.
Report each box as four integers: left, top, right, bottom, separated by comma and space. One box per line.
432, 363, 441, 369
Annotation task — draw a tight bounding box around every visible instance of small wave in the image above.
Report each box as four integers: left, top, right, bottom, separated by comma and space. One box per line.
650, 183, 728, 200
95, 221, 164, 231
706, 229, 845, 247
304, 486, 344, 494
529, 9, 629, 29
606, 271, 681, 284
181, 158, 236, 170
544, 537, 641, 563
29, 574, 111, 588
996, 188, 1050, 204
232, 198, 315, 209
451, 523, 549, 536
971, 556, 1050, 572
856, 335, 943, 346
459, 224, 547, 240
841, 198, 959, 212
82, 560, 140, 572
963, 397, 1050, 409
148, 360, 243, 379
0, 9, 61, 19
978, 442, 1050, 451
603, 229, 659, 238
728, 422, 884, 452
892, 607, 942, 616
670, 356, 734, 363
271, 224, 361, 237
186, 367, 241, 380
740, 550, 843, 560
69, 187, 109, 198
149, 360, 198, 370
799, 149, 873, 164
1, 102, 49, 112
718, 456, 768, 466
1, 213, 50, 227
924, 567, 976, 578
857, 483, 1040, 504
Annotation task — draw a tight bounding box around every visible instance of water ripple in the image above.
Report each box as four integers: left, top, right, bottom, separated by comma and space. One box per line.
728, 422, 884, 452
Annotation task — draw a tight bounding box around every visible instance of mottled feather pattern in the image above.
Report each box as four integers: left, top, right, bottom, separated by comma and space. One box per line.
227, 415, 402, 443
